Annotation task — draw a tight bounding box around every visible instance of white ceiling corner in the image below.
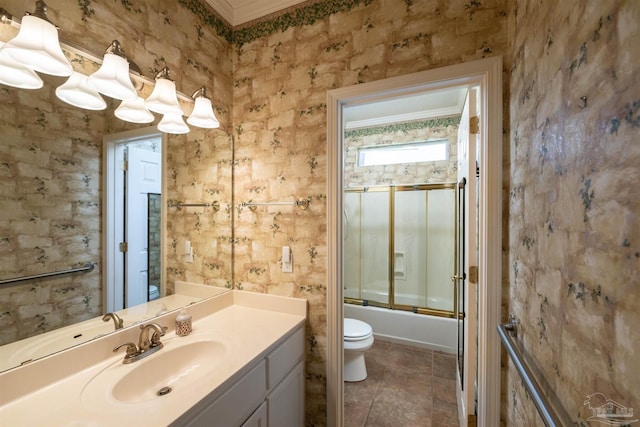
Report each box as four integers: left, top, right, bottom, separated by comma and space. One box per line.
344, 87, 469, 130
204, 0, 309, 26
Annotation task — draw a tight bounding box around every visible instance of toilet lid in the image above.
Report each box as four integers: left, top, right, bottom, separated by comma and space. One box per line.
344, 318, 372, 340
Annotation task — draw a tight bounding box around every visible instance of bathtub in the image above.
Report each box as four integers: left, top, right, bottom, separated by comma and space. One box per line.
344, 303, 457, 353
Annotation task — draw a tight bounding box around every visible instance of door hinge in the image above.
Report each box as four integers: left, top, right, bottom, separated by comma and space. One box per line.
470, 116, 479, 134
469, 266, 478, 284
119, 242, 128, 253
120, 161, 128, 171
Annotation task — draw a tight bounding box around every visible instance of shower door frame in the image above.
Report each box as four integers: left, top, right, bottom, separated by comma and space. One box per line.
344, 183, 457, 318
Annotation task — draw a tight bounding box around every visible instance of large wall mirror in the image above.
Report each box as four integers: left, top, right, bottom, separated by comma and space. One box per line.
0, 2, 233, 372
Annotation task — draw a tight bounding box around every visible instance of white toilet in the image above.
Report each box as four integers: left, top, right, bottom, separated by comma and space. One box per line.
344, 318, 374, 382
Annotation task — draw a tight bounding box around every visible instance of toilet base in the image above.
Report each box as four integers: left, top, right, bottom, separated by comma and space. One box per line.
344, 351, 367, 382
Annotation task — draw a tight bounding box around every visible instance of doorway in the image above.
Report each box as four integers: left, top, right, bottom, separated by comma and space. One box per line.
103, 127, 165, 313
327, 57, 503, 427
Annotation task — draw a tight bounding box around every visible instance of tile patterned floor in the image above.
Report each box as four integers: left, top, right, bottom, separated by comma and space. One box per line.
344, 340, 459, 427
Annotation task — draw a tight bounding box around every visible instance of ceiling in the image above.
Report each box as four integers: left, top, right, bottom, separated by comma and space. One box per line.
343, 86, 469, 130
204, 0, 309, 26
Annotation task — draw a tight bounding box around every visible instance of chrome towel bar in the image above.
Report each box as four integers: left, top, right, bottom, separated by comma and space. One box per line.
241, 198, 310, 210
0, 262, 95, 286
498, 316, 570, 427
168, 201, 220, 211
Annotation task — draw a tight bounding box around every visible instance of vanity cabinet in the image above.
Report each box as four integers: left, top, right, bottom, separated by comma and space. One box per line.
177, 326, 305, 427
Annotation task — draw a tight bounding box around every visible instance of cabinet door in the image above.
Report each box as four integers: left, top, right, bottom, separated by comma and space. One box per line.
242, 401, 267, 427
267, 361, 305, 427
179, 360, 267, 427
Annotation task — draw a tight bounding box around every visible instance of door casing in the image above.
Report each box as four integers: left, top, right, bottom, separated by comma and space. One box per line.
326, 57, 503, 427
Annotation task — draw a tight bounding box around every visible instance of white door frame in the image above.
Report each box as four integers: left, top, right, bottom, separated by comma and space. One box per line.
103, 127, 166, 313
326, 56, 502, 426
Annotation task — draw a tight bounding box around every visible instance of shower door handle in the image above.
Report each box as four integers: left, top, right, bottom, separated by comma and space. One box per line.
451, 274, 465, 283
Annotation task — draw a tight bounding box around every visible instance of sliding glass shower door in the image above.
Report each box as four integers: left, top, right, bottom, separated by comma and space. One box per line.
343, 184, 456, 317
344, 188, 390, 306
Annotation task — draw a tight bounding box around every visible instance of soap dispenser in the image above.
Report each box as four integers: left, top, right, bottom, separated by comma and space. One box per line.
175, 308, 192, 337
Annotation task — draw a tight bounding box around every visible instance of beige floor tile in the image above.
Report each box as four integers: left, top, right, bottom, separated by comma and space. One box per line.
344, 340, 458, 427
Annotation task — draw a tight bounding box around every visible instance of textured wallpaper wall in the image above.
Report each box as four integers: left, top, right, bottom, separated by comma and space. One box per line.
230, 0, 509, 423
507, 1, 640, 424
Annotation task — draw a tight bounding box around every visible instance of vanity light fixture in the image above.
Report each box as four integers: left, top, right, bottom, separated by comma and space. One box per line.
0, 0, 72, 77
114, 96, 155, 123
187, 87, 220, 129
145, 67, 184, 116
157, 113, 190, 134
0, 3, 224, 134
56, 71, 107, 110
87, 40, 138, 100
0, 47, 43, 89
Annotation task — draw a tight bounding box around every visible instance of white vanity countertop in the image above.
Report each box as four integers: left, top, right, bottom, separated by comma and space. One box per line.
0, 290, 306, 426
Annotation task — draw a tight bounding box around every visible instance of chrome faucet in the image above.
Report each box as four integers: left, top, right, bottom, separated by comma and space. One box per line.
113, 322, 167, 364
102, 312, 124, 330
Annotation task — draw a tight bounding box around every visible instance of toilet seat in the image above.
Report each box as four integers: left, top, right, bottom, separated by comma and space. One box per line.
344, 318, 372, 341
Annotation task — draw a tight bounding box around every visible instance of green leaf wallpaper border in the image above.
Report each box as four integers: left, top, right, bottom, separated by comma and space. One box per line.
178, 0, 233, 42
178, 0, 374, 46
345, 116, 461, 139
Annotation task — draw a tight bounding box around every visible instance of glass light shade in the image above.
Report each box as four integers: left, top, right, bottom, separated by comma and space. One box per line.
114, 96, 154, 123
87, 53, 137, 100
1, 15, 72, 77
187, 96, 220, 128
145, 78, 183, 116
0, 50, 43, 89
158, 113, 190, 134
55, 71, 106, 110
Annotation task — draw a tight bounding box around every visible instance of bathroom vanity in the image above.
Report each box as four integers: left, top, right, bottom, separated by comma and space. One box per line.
0, 290, 307, 426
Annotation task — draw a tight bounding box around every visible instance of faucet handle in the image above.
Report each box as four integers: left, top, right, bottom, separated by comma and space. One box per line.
113, 342, 140, 359
151, 326, 168, 345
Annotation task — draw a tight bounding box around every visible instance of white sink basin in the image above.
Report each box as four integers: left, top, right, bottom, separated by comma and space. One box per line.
82, 334, 228, 406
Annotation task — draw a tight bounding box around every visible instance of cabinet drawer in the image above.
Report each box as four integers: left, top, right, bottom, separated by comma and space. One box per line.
266, 327, 304, 389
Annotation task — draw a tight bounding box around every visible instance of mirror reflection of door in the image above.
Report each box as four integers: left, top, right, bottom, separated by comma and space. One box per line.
105, 131, 163, 312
